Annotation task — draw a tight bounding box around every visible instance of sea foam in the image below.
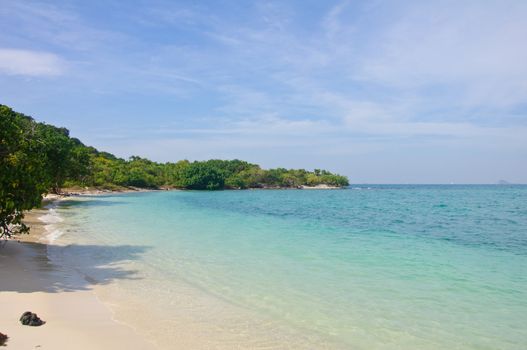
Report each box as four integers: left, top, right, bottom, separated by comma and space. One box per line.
39, 206, 64, 243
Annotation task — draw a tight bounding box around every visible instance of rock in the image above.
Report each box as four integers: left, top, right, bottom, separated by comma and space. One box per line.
0, 332, 7, 345
19, 311, 45, 326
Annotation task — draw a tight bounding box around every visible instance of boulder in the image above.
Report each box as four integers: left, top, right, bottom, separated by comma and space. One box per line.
0, 332, 7, 345
19, 311, 45, 326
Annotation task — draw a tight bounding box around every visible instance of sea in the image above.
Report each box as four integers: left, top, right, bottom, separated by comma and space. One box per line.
41, 185, 527, 349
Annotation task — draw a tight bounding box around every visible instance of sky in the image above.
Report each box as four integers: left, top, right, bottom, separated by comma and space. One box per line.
1, 0, 526, 184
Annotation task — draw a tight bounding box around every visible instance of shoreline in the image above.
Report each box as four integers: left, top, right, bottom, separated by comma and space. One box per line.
9, 193, 346, 349
58, 184, 345, 195
2, 191, 349, 350
0, 200, 156, 349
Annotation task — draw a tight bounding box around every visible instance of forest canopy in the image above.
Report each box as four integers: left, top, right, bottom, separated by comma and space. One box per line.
0, 105, 349, 237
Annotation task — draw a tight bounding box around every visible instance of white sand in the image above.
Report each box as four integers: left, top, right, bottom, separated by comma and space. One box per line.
0, 209, 155, 350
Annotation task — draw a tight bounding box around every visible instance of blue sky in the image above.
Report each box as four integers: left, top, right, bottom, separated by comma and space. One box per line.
1, 0, 526, 183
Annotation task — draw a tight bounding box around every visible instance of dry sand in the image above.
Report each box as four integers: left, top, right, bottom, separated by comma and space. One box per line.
0, 206, 155, 350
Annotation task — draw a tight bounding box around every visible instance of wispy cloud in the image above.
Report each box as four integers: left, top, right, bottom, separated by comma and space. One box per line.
1, 0, 526, 182
357, 1, 527, 109
0, 48, 65, 76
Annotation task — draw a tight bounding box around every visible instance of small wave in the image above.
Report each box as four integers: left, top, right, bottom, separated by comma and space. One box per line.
39, 208, 64, 224
39, 206, 65, 243
44, 228, 64, 242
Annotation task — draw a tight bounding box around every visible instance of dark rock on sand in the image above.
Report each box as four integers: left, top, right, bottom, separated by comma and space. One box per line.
0, 332, 7, 346
20, 311, 45, 326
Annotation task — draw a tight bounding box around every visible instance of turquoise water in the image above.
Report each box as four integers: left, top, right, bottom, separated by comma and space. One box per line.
49, 186, 527, 349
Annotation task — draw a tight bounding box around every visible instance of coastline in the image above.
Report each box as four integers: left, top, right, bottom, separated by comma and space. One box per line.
2, 187, 523, 349
0, 199, 155, 349
59, 185, 345, 195
2, 192, 346, 349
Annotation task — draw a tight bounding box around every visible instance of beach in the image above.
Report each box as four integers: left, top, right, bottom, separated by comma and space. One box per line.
1, 187, 526, 349
2, 0, 525, 347
0, 195, 337, 350
0, 203, 155, 350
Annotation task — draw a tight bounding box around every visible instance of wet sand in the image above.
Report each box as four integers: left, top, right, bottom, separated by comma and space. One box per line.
0, 206, 155, 349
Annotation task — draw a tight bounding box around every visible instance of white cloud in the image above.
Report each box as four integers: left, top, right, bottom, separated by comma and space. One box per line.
0, 48, 65, 76
357, 1, 527, 108
322, 1, 349, 40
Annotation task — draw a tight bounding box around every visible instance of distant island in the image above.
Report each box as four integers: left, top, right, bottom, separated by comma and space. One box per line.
1, 104, 348, 237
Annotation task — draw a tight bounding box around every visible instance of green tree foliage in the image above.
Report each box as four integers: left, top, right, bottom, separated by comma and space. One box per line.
179, 161, 225, 190
0, 105, 88, 237
1, 104, 349, 236
35, 124, 90, 193
1, 106, 44, 237
160, 160, 190, 188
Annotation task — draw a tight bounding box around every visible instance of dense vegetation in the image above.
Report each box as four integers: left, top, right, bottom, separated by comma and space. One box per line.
0, 105, 348, 237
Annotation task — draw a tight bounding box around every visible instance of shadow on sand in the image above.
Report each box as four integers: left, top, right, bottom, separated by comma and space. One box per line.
0, 240, 150, 293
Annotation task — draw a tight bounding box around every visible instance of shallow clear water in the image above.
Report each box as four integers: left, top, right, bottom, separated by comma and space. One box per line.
48, 185, 527, 349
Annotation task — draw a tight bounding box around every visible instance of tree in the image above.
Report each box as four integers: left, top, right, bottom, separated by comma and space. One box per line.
0, 106, 47, 238
180, 162, 225, 190
31, 123, 91, 193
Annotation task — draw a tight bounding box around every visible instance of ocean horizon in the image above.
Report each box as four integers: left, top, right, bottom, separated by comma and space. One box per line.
42, 185, 527, 349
